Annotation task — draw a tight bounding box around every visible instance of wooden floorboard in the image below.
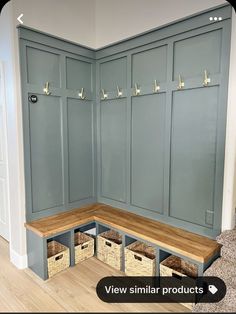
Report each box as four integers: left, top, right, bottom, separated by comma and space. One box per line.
0, 237, 187, 312
25, 203, 221, 263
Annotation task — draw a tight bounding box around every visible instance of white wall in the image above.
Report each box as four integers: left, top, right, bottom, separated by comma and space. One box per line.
0, 1, 27, 268
222, 11, 236, 230
0, 0, 235, 269
95, 0, 226, 47
10, 0, 227, 48
12, 0, 96, 47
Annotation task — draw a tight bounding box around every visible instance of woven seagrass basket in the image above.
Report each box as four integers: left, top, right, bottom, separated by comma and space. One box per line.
74, 232, 94, 264
160, 255, 198, 309
97, 230, 122, 270
125, 241, 156, 276
47, 240, 70, 278
160, 255, 198, 278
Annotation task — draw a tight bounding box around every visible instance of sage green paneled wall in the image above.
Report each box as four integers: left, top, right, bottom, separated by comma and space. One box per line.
19, 33, 97, 221
96, 5, 231, 238
29, 94, 64, 213
19, 4, 231, 237
131, 94, 166, 213
99, 57, 127, 203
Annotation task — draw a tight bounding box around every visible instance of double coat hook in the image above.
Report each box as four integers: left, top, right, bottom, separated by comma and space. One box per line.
101, 89, 108, 100
78, 87, 86, 100
153, 80, 160, 93
134, 83, 141, 96
177, 75, 185, 90
203, 70, 211, 86
116, 86, 123, 97
43, 82, 51, 95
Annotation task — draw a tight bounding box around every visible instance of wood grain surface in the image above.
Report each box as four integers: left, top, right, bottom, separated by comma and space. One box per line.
25, 203, 221, 263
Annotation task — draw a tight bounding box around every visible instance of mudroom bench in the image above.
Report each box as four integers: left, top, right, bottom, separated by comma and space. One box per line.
25, 203, 221, 280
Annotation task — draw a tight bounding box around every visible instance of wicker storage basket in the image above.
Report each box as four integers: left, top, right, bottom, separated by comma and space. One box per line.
125, 241, 156, 276
160, 255, 198, 309
97, 230, 122, 270
160, 255, 198, 278
74, 232, 94, 264
47, 240, 70, 278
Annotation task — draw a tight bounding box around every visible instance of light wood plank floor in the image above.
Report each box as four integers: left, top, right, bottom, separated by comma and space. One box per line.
0, 237, 187, 312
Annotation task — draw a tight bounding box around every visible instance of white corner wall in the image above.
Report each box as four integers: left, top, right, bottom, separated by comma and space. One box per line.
0, 0, 235, 269
12, 0, 96, 47
95, 0, 226, 48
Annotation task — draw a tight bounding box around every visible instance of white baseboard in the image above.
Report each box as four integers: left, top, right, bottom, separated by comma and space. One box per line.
10, 248, 28, 269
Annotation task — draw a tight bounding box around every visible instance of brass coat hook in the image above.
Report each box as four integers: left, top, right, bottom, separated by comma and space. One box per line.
117, 86, 123, 97
78, 87, 86, 100
154, 80, 160, 93
203, 70, 211, 86
177, 75, 184, 90
134, 83, 141, 96
101, 89, 108, 100
43, 82, 51, 95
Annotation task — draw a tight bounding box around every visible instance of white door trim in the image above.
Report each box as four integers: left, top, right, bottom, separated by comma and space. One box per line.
0, 60, 10, 241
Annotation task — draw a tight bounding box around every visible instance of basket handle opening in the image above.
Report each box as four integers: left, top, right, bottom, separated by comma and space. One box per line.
105, 241, 112, 247
55, 254, 63, 261
134, 254, 142, 262
81, 244, 89, 250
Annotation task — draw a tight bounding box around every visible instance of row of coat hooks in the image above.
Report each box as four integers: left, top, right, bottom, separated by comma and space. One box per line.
42, 70, 211, 98
100, 80, 160, 100
100, 70, 211, 99
101, 86, 123, 100
100, 69, 211, 99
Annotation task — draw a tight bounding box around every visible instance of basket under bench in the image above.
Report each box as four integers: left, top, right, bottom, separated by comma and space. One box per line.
25, 203, 221, 280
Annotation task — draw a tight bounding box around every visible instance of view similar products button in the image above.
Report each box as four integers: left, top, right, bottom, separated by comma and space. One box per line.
96, 276, 226, 303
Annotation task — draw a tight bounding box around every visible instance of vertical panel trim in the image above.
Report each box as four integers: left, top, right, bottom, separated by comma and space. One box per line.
60, 53, 67, 208
126, 54, 132, 205
164, 41, 174, 216
96, 61, 102, 200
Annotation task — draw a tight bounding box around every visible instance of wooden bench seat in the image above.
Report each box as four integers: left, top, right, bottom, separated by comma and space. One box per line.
25, 203, 221, 264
